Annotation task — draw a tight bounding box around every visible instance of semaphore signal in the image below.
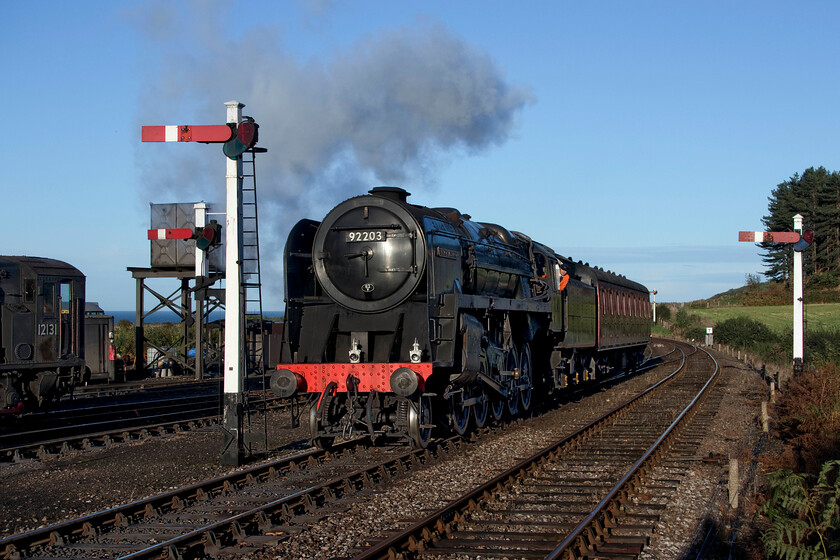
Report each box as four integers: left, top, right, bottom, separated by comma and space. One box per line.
141, 101, 259, 467
738, 215, 813, 373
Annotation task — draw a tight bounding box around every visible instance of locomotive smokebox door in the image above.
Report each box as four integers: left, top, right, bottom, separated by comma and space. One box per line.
312, 191, 426, 313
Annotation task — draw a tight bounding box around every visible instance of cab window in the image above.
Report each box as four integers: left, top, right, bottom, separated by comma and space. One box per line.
24, 278, 36, 303
60, 281, 72, 314
41, 283, 55, 315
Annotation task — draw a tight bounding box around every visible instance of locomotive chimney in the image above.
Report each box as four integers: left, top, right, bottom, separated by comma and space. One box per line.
370, 186, 410, 203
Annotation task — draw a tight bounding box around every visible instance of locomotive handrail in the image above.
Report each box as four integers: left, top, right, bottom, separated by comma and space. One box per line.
330, 223, 403, 231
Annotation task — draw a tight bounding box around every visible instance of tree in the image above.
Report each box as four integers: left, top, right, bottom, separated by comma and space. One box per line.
761, 167, 840, 282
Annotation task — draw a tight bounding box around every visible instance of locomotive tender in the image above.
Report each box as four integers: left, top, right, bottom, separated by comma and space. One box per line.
0, 256, 86, 413
273, 187, 650, 448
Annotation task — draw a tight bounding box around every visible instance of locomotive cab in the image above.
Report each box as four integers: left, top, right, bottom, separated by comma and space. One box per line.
0, 256, 86, 412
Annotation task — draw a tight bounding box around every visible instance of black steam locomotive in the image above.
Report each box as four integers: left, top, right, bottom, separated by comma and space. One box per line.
0, 256, 87, 413
273, 187, 650, 448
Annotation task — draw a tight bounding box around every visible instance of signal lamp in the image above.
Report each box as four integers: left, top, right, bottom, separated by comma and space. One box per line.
793, 229, 814, 252
223, 118, 259, 160
195, 220, 222, 251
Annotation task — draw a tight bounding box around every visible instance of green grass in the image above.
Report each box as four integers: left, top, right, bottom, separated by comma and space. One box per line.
689, 303, 840, 334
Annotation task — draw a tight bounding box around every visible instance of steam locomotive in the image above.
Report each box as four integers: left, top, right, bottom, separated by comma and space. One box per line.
0, 256, 87, 413
272, 187, 650, 448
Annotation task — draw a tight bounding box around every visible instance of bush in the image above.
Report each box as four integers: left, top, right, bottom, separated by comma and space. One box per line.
807, 272, 840, 290
759, 460, 840, 560
775, 363, 840, 472
805, 329, 840, 366
114, 319, 134, 357
655, 303, 671, 323
683, 325, 707, 342
113, 320, 185, 359
713, 316, 791, 364
673, 307, 697, 331
715, 316, 777, 348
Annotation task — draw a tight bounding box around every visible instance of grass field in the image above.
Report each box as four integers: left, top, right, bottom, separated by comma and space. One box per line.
688, 303, 840, 333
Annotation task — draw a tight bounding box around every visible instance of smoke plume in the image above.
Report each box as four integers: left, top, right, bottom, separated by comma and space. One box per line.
133, 4, 533, 305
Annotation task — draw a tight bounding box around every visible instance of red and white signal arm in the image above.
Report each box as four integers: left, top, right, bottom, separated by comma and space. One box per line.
739, 229, 814, 252
738, 231, 801, 243
147, 228, 193, 240
141, 125, 234, 143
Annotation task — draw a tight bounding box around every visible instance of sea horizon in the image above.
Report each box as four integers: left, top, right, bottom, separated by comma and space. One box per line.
105, 310, 284, 324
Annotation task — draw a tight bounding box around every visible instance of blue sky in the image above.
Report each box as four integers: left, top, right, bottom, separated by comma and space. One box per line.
3, 1, 838, 311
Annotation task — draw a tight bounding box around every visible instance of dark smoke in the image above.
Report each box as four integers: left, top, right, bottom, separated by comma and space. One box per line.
133, 4, 533, 305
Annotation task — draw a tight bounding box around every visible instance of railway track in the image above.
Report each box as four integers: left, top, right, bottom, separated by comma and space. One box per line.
353, 341, 720, 559
0, 342, 694, 560
0, 433, 463, 559
0, 390, 301, 463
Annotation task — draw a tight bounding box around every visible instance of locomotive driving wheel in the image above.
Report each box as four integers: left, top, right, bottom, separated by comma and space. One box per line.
489, 394, 505, 421
408, 394, 433, 449
449, 391, 470, 435
472, 386, 489, 428
505, 346, 520, 417
473, 358, 490, 428
518, 344, 533, 411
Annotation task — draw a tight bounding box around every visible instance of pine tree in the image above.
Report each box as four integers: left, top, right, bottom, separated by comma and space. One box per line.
761, 167, 840, 282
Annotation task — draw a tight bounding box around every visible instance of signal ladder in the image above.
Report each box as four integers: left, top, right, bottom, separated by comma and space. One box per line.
240, 147, 265, 371
240, 147, 269, 449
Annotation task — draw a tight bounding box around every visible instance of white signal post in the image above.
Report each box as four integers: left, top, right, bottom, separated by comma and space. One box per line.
222, 100, 246, 466
194, 203, 208, 278
793, 214, 804, 372
650, 290, 658, 323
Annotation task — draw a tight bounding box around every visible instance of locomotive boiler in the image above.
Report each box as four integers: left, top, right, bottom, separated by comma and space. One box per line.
273, 187, 650, 448
0, 256, 87, 412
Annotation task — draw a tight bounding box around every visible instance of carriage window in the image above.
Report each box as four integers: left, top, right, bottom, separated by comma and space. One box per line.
24, 279, 36, 302
60, 281, 72, 315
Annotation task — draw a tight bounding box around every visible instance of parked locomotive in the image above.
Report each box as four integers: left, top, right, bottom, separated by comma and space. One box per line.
272, 187, 650, 448
0, 256, 87, 413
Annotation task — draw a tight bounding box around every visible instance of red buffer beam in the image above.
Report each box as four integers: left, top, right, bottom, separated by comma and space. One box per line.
141, 125, 234, 143
738, 231, 801, 243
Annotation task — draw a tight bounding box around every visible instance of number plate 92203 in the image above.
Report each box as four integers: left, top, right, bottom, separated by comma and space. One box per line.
346, 230, 387, 242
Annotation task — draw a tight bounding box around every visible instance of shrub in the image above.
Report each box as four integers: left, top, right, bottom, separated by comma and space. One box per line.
714, 316, 777, 348
673, 307, 697, 331
807, 272, 840, 290
655, 303, 671, 323
805, 329, 840, 366
775, 363, 840, 472
683, 325, 707, 342
113, 320, 186, 359
759, 460, 840, 560
114, 319, 134, 357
